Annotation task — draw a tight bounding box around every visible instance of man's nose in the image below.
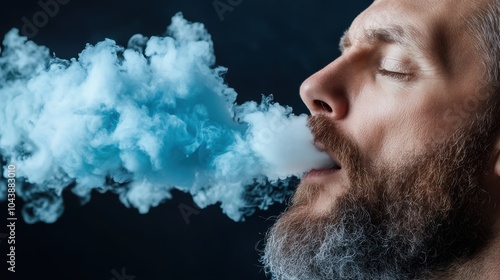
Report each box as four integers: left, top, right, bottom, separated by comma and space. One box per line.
299, 61, 349, 119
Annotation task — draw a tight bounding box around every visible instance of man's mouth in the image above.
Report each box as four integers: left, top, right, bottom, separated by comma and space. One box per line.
305, 141, 342, 179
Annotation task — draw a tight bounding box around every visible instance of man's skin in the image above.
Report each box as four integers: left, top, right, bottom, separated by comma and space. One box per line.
297, 0, 500, 278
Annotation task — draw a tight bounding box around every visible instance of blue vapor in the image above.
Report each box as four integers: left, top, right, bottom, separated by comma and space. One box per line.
0, 13, 332, 224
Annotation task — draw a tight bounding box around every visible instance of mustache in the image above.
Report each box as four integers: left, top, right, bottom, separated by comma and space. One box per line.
307, 114, 363, 174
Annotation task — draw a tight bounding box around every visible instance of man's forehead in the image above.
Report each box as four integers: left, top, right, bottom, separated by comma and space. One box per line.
372, 0, 490, 12
345, 0, 487, 71
357, 0, 462, 30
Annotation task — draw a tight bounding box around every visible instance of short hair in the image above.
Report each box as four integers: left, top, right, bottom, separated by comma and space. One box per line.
468, 0, 500, 90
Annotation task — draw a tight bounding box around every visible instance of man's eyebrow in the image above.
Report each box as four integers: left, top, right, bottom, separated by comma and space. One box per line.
339, 30, 351, 53
339, 25, 422, 53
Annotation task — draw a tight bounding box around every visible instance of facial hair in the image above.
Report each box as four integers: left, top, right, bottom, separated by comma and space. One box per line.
262, 112, 498, 280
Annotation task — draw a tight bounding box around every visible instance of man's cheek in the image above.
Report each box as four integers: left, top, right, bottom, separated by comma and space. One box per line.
443, 108, 463, 125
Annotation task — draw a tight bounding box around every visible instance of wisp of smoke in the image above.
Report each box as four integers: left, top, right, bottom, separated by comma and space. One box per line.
0, 13, 332, 223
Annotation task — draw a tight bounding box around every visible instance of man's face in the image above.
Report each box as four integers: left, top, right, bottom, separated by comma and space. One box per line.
263, 0, 500, 279
299, 0, 491, 202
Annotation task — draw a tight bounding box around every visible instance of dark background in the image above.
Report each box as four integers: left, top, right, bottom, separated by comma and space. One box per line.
0, 0, 371, 279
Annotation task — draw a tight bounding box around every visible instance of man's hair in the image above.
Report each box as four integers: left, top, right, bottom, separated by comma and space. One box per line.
468, 0, 500, 90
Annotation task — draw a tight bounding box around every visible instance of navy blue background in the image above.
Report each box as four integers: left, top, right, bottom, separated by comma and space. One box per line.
0, 1, 372, 279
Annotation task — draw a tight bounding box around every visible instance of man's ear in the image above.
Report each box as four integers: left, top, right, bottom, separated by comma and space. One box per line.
489, 136, 500, 207
494, 137, 500, 178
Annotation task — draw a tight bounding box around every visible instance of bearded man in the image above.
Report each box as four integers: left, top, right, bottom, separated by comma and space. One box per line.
262, 0, 500, 279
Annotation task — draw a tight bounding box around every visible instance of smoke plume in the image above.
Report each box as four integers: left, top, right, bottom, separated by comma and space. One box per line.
0, 13, 332, 223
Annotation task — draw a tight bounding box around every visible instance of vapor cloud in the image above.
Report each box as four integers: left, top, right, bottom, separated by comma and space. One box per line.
0, 13, 332, 223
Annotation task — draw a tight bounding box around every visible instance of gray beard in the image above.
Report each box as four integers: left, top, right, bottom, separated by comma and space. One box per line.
261, 114, 497, 280
262, 192, 484, 280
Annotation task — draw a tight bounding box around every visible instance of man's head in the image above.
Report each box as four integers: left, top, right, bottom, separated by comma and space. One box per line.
263, 0, 500, 279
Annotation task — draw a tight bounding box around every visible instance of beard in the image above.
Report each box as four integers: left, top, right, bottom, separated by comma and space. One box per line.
262, 112, 499, 280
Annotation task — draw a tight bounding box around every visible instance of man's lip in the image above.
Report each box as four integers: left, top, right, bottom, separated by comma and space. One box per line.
313, 141, 342, 169
304, 167, 341, 180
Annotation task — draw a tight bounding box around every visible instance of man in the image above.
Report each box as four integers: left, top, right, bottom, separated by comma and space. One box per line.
262, 0, 500, 279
